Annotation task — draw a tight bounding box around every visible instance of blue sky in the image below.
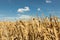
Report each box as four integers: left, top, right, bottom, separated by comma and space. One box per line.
0, 0, 60, 19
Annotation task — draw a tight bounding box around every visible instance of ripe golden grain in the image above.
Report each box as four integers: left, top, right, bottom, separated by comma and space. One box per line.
0, 17, 60, 40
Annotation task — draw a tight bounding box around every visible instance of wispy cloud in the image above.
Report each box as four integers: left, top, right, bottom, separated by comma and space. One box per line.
37, 8, 41, 11
19, 15, 32, 19
0, 17, 18, 21
46, 0, 52, 3
17, 6, 30, 13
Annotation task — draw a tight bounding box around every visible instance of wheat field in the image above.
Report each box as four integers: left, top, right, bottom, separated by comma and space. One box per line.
0, 16, 60, 40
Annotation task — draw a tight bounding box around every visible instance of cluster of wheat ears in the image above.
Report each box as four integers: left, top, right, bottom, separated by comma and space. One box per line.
0, 16, 60, 40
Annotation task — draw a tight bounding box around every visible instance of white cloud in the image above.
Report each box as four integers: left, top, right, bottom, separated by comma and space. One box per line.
19, 15, 32, 19
0, 15, 33, 21
0, 17, 18, 21
17, 6, 30, 13
37, 8, 41, 11
46, 0, 52, 3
